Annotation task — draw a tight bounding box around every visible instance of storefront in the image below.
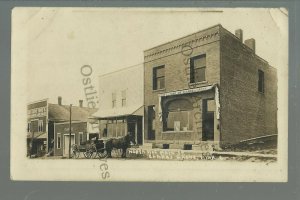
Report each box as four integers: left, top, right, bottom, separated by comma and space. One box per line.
95, 64, 144, 145
93, 105, 144, 145
27, 132, 47, 157
54, 121, 90, 157
146, 85, 220, 146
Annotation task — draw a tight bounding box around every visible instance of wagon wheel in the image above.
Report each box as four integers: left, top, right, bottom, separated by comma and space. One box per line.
84, 143, 97, 159
90, 144, 98, 159
84, 144, 92, 158
97, 148, 108, 159
71, 144, 80, 159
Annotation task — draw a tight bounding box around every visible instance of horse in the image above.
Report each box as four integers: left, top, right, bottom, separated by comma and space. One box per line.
105, 133, 136, 158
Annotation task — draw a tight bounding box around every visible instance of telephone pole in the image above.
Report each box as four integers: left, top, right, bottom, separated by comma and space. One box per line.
69, 104, 72, 158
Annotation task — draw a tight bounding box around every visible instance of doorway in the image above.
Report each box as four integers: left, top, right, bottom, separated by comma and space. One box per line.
127, 117, 143, 145
63, 134, 75, 156
202, 99, 214, 141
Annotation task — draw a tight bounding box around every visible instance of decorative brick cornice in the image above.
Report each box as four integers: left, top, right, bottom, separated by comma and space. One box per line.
144, 31, 220, 60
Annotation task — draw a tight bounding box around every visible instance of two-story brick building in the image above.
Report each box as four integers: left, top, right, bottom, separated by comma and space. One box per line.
143, 24, 277, 149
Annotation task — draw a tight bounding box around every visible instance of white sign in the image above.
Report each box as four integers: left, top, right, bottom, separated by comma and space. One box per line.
159, 85, 214, 97
27, 106, 47, 118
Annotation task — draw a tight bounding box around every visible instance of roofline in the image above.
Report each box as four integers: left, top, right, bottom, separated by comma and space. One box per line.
98, 63, 143, 78
54, 121, 88, 125
144, 24, 222, 52
27, 98, 49, 105
219, 26, 270, 65
90, 105, 144, 119
48, 103, 98, 111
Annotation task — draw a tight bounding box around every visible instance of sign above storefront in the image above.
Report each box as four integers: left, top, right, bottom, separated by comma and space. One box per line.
158, 85, 215, 122
159, 85, 214, 97
27, 106, 47, 118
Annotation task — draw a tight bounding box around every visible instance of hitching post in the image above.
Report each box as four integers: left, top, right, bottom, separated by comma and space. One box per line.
69, 104, 72, 158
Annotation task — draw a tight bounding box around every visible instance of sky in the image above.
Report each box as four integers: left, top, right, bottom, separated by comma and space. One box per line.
12, 7, 288, 107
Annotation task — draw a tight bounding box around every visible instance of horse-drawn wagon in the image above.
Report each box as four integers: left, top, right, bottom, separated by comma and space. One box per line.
71, 139, 107, 159
71, 133, 137, 159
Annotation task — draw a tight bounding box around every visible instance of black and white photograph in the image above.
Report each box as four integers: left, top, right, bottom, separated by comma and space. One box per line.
11, 7, 288, 182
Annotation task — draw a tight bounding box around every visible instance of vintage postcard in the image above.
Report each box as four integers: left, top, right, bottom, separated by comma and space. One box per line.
11, 7, 288, 182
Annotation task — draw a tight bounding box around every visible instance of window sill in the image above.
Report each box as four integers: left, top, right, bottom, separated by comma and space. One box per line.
162, 131, 193, 133
189, 81, 210, 89
152, 88, 166, 92
189, 81, 208, 87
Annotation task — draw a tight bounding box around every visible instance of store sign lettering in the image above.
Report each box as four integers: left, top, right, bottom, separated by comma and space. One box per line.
27, 106, 47, 118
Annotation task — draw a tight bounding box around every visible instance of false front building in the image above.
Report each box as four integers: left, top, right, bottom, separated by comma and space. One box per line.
92, 64, 144, 145
144, 24, 277, 148
27, 97, 98, 157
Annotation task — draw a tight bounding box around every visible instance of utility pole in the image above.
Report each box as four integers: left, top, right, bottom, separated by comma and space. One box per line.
69, 104, 72, 158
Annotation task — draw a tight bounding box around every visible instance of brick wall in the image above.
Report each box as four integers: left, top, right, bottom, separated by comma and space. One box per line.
54, 122, 88, 156
219, 27, 278, 145
144, 25, 221, 143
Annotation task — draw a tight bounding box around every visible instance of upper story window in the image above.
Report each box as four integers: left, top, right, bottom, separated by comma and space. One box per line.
79, 132, 84, 145
27, 122, 31, 133
153, 65, 165, 90
258, 69, 264, 93
121, 90, 126, 107
112, 92, 116, 108
38, 120, 43, 132
57, 133, 61, 149
190, 54, 206, 83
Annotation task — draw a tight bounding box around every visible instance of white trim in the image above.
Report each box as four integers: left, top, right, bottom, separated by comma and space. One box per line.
240, 134, 278, 143
135, 122, 137, 143
79, 132, 84, 144
159, 85, 214, 97
55, 121, 87, 125
63, 133, 76, 156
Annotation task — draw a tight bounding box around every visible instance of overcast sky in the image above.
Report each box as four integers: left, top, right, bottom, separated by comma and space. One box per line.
12, 8, 288, 107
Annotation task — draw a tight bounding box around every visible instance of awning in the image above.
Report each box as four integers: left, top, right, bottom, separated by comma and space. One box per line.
159, 85, 214, 97
27, 132, 47, 139
158, 85, 217, 121
91, 105, 144, 119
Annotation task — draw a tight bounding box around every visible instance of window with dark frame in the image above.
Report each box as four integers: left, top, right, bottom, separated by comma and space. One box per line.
57, 133, 61, 149
112, 92, 116, 108
38, 120, 43, 132
27, 122, 31, 133
190, 54, 206, 83
163, 99, 194, 132
258, 69, 264, 93
153, 65, 165, 90
121, 90, 126, 107
79, 132, 83, 144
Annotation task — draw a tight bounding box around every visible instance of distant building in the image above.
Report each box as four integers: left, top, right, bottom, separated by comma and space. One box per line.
54, 121, 98, 157
92, 64, 144, 145
27, 97, 97, 157
27, 99, 48, 157
143, 24, 277, 148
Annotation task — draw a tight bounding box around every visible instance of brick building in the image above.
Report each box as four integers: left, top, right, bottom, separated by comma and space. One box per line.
54, 121, 96, 157
143, 24, 277, 148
